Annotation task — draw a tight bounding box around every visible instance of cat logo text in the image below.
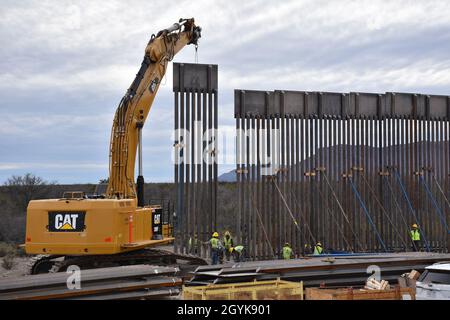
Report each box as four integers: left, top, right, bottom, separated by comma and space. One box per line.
48, 211, 86, 232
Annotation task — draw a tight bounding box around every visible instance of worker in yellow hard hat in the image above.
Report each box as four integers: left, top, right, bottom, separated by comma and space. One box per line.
303, 243, 312, 255
282, 242, 293, 260
210, 232, 221, 265
410, 224, 421, 252
313, 242, 323, 255
223, 231, 234, 261
230, 245, 245, 262
188, 234, 199, 255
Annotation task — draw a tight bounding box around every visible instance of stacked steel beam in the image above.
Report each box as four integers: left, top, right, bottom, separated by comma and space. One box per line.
173, 63, 218, 257
187, 252, 450, 287
235, 90, 450, 260
0, 265, 181, 300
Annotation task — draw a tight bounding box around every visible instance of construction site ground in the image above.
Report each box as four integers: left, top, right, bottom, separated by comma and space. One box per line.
1, 249, 449, 300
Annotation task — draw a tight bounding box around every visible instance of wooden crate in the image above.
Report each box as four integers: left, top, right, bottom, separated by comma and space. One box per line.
306, 287, 415, 300
183, 279, 303, 300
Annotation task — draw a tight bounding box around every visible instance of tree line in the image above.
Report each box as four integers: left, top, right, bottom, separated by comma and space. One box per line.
0, 173, 238, 244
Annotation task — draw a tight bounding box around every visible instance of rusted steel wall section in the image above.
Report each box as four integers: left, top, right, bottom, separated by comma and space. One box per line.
235, 89, 450, 260
173, 63, 218, 257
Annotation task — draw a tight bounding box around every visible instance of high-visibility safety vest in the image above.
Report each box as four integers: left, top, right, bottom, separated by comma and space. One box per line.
210, 237, 219, 249
313, 245, 323, 255
223, 236, 233, 249
410, 229, 420, 241
189, 237, 198, 247
282, 246, 293, 259
234, 245, 244, 253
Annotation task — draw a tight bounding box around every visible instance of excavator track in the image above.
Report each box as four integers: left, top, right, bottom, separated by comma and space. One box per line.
26, 254, 63, 275
28, 248, 207, 274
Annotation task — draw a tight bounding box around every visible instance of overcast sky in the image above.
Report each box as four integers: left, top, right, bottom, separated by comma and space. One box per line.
1, 0, 449, 184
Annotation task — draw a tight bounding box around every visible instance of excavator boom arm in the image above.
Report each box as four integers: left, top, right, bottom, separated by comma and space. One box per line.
106, 18, 201, 200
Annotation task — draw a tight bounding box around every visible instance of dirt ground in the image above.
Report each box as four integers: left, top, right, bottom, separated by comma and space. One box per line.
0, 257, 31, 279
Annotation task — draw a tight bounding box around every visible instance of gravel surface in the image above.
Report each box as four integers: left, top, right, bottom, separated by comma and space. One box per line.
0, 257, 31, 278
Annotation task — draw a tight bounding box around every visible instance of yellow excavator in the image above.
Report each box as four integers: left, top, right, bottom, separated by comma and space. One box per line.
24, 18, 205, 274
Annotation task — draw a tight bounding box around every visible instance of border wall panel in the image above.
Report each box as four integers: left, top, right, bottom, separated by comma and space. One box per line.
173, 63, 218, 257
235, 89, 450, 260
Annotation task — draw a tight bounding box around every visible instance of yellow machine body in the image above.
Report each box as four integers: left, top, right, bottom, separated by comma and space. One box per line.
25, 198, 173, 255
23, 19, 199, 261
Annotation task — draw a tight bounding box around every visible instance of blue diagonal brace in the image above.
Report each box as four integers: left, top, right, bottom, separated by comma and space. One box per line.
392, 169, 431, 252
419, 175, 450, 233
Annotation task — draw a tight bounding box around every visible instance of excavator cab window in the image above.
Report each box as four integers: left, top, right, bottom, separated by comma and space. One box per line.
62, 191, 86, 199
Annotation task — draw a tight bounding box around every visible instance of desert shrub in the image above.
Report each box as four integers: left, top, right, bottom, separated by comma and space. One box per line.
2, 254, 16, 270
0, 242, 16, 257
0, 173, 55, 243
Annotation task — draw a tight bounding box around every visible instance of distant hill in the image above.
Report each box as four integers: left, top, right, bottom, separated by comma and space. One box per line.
218, 170, 237, 182
217, 141, 448, 182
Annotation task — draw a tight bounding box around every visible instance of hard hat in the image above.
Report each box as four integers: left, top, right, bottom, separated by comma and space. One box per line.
212, 232, 219, 237
224, 231, 230, 236
316, 242, 322, 246
229, 247, 234, 253
412, 224, 418, 228
284, 242, 290, 246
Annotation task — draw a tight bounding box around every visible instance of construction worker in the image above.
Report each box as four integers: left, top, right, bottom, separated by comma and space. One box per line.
223, 231, 234, 261
218, 240, 225, 264
188, 234, 199, 255
210, 232, 221, 265
230, 245, 245, 262
282, 242, 293, 260
313, 242, 323, 255
410, 224, 421, 252
303, 243, 312, 255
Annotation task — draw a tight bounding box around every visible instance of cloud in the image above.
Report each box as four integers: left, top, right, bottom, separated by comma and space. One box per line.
0, 162, 108, 171
0, 0, 449, 183
0, 164, 22, 170
0, 65, 136, 93
0, 114, 111, 137
223, 59, 450, 93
